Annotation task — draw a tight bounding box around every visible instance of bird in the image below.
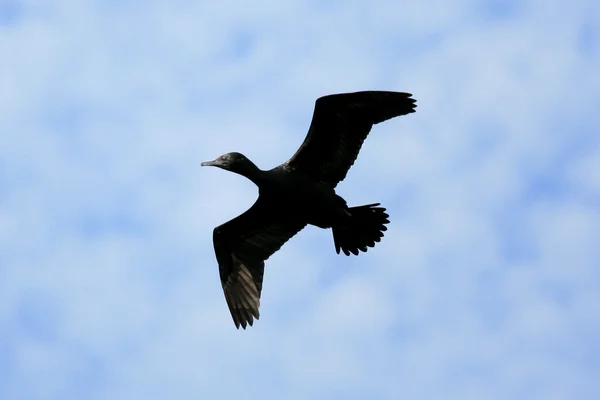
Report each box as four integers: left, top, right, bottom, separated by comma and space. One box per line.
202, 91, 417, 329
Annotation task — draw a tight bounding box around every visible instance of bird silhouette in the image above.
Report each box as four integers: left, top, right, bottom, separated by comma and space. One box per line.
202, 91, 417, 329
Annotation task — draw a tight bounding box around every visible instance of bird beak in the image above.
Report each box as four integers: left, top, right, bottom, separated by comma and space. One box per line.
201, 159, 220, 167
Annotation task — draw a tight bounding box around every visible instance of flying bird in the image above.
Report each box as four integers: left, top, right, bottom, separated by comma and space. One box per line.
202, 91, 417, 329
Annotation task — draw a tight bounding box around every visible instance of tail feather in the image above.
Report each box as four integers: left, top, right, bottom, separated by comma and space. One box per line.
332, 203, 390, 256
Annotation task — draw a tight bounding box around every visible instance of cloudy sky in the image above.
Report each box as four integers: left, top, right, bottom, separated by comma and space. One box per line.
1, 0, 599, 399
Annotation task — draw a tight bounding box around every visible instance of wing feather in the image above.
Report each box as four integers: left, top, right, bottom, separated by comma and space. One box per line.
285, 91, 416, 187
213, 198, 306, 329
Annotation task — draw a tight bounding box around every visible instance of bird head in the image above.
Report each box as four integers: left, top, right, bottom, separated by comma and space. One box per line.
201, 152, 256, 175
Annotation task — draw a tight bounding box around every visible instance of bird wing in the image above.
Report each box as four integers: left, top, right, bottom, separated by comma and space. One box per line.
285, 91, 417, 187
213, 196, 307, 329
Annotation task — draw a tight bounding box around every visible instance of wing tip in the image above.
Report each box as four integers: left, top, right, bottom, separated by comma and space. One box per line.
223, 281, 261, 330
233, 310, 260, 330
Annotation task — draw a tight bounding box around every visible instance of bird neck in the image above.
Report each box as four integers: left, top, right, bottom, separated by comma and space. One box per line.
235, 161, 265, 186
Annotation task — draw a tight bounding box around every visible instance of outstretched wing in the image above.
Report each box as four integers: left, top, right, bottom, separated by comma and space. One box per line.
213, 197, 307, 329
285, 91, 417, 187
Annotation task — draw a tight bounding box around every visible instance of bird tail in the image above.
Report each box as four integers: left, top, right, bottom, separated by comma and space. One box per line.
332, 203, 390, 256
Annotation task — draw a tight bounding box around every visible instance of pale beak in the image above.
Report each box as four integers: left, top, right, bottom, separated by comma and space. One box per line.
201, 159, 220, 167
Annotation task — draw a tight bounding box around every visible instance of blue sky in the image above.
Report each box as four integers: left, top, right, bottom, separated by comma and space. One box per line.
1, 0, 599, 399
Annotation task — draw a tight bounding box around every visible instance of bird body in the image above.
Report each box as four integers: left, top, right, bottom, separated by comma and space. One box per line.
259, 166, 348, 228
202, 91, 417, 329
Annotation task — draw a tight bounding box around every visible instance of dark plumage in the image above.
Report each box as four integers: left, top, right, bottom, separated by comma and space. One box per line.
202, 91, 417, 329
